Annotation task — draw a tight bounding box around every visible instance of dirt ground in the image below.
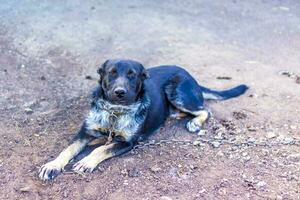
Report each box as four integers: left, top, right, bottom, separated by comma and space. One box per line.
1, 0, 300, 199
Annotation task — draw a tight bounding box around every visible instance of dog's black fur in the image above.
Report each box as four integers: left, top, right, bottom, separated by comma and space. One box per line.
39, 59, 248, 180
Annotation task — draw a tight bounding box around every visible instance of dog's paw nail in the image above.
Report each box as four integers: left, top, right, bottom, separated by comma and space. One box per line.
186, 120, 201, 133
72, 160, 95, 174
38, 161, 62, 181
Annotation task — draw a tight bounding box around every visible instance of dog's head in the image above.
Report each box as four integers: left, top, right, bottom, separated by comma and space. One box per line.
97, 59, 149, 105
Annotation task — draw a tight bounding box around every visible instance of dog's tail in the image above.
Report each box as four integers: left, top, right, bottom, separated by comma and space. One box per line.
200, 84, 249, 100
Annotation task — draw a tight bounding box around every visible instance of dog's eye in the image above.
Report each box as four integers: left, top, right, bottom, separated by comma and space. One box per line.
127, 70, 135, 78
109, 68, 117, 76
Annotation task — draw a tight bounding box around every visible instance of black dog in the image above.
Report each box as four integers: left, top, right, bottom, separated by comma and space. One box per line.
39, 59, 248, 180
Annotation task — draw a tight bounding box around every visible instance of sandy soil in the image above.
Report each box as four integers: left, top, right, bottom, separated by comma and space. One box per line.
0, 0, 300, 199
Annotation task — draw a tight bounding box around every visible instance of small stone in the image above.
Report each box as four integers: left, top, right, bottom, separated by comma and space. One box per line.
256, 181, 267, 188
296, 76, 300, 84
150, 165, 161, 173
120, 169, 127, 176
19, 186, 30, 192
128, 168, 139, 177
247, 126, 257, 132
123, 180, 129, 185
248, 94, 258, 98
197, 129, 206, 136
247, 137, 256, 143
266, 132, 277, 139
24, 108, 33, 114
85, 75, 93, 80
290, 125, 297, 130
278, 70, 295, 78
218, 188, 227, 196
211, 141, 221, 148
217, 76, 232, 80
243, 156, 251, 161
232, 111, 247, 120
193, 140, 202, 146
261, 149, 269, 156
242, 152, 248, 157
189, 164, 197, 170
287, 153, 300, 162
40, 76, 46, 80
216, 151, 224, 157
160, 196, 172, 200
278, 6, 290, 11
276, 195, 283, 200
199, 188, 207, 194
214, 132, 223, 140
63, 190, 68, 198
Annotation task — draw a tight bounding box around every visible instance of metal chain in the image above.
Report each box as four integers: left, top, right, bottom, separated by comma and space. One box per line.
133, 136, 300, 150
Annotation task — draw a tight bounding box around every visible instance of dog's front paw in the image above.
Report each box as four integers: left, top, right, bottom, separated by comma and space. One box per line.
38, 161, 63, 181
186, 120, 201, 133
72, 157, 98, 173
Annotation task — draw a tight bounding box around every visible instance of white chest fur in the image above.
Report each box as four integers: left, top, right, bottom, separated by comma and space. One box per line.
85, 98, 148, 141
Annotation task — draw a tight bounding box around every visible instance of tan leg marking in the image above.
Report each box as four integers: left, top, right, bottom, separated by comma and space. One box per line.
170, 109, 188, 119
39, 139, 89, 180
73, 143, 115, 173
186, 110, 209, 133
88, 137, 108, 146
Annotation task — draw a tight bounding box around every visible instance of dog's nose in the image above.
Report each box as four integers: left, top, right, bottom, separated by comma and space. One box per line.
114, 87, 126, 98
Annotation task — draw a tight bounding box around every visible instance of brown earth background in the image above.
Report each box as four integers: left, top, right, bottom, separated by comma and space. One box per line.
0, 0, 300, 199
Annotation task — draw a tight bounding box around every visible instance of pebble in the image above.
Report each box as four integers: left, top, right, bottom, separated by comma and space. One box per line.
211, 141, 221, 148
63, 190, 68, 198
276, 195, 283, 200
256, 181, 267, 188
278, 70, 295, 78
120, 169, 127, 176
248, 94, 258, 98
199, 188, 207, 194
19, 186, 30, 192
85, 75, 93, 80
150, 165, 162, 173
193, 140, 202, 146
243, 156, 251, 162
214, 132, 223, 140
287, 153, 300, 162
290, 125, 297, 130
296, 76, 300, 84
197, 129, 206, 136
160, 196, 172, 200
266, 132, 277, 139
128, 168, 139, 177
242, 152, 248, 157
247, 126, 257, 132
24, 108, 33, 114
247, 137, 256, 143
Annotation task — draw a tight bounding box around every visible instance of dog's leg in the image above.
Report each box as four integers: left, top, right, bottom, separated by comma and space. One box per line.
73, 141, 133, 173
38, 138, 90, 180
186, 110, 209, 133
165, 74, 209, 133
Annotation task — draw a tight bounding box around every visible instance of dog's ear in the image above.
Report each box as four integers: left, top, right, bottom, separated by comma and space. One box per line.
97, 59, 110, 79
141, 69, 149, 80
139, 64, 149, 80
